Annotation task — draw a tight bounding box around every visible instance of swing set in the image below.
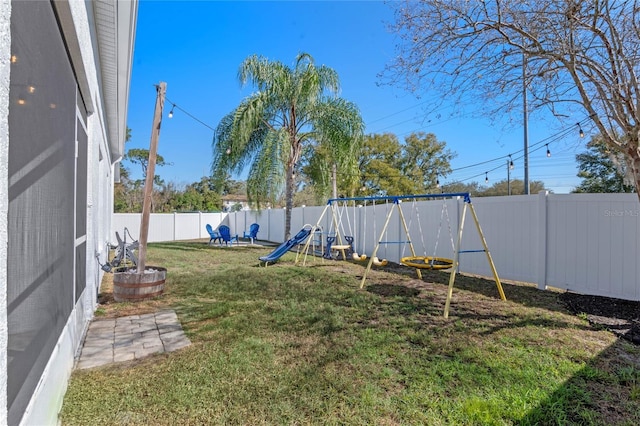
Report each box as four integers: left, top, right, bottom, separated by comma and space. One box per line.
299, 192, 506, 318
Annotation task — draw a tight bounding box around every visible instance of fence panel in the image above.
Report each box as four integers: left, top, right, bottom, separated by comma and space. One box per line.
112, 193, 640, 301
113, 212, 228, 243
266, 208, 286, 242
175, 213, 200, 240
457, 195, 538, 283
545, 194, 640, 300
111, 214, 142, 243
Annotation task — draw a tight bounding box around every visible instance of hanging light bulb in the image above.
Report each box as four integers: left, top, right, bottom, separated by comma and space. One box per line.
225, 147, 231, 155
436, 177, 440, 188
509, 155, 514, 170
577, 122, 584, 138
546, 144, 551, 157
168, 104, 175, 118
485, 172, 489, 183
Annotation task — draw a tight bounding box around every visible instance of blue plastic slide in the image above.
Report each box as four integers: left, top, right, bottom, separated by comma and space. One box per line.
259, 225, 313, 265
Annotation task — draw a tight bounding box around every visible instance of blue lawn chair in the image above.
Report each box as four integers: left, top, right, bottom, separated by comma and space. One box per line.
206, 224, 222, 246
218, 225, 238, 246
243, 223, 260, 244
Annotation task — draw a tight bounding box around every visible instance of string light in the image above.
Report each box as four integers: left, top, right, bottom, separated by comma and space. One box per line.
164, 97, 216, 131
449, 117, 589, 175
163, 92, 592, 188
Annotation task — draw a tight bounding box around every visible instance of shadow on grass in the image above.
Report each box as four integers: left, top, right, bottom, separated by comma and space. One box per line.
356, 266, 640, 423
151, 241, 273, 254
89, 242, 640, 424
366, 284, 420, 298
150, 242, 211, 252
377, 261, 570, 314
516, 338, 640, 425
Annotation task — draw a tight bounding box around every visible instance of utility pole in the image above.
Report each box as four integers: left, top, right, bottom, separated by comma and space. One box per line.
137, 82, 166, 273
332, 162, 338, 199
507, 159, 512, 196
523, 53, 530, 195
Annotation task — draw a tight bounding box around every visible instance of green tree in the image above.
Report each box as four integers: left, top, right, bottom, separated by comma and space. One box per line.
174, 186, 204, 212
211, 53, 364, 238
359, 132, 454, 196
440, 179, 545, 197
387, 1, 640, 200
481, 179, 546, 197
114, 127, 135, 212
302, 140, 362, 200
114, 129, 173, 212
220, 179, 247, 196
400, 132, 455, 190
574, 137, 635, 193
359, 133, 407, 196
189, 177, 223, 210
114, 164, 132, 212
292, 179, 322, 207
125, 148, 169, 184
440, 181, 482, 196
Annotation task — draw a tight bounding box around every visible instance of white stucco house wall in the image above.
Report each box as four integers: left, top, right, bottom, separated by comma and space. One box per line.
0, 1, 137, 424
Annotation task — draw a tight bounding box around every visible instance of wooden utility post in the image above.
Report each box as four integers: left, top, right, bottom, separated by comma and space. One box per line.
137, 82, 166, 273
332, 163, 338, 199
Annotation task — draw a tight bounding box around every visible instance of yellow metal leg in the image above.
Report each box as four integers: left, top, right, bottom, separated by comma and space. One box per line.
360, 204, 395, 289
397, 202, 422, 280
444, 203, 466, 318
469, 203, 506, 301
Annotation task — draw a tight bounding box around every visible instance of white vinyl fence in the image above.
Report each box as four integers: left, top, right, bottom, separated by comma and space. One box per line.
112, 209, 287, 244
113, 192, 640, 302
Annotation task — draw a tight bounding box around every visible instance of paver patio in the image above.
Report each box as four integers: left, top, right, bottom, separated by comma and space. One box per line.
77, 310, 191, 369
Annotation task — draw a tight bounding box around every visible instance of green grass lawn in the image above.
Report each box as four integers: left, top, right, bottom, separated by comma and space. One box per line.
60, 241, 640, 425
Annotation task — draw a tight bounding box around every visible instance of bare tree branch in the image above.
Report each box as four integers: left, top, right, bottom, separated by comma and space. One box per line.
385, 0, 640, 198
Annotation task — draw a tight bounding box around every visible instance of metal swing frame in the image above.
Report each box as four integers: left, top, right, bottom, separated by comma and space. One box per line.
297, 199, 357, 265
298, 192, 505, 317
307, 193, 504, 318
400, 195, 458, 270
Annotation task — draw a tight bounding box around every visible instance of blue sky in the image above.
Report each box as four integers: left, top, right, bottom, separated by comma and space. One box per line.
125, 0, 589, 193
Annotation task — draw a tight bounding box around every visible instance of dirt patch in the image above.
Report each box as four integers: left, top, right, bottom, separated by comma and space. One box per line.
559, 292, 640, 345
369, 260, 640, 346
366, 284, 421, 297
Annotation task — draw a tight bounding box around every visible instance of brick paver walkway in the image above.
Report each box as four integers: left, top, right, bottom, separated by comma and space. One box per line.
77, 310, 191, 369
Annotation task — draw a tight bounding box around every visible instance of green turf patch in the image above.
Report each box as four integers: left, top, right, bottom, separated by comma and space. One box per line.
61, 242, 640, 425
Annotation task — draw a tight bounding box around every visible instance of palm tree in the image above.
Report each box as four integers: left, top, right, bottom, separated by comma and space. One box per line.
212, 53, 364, 238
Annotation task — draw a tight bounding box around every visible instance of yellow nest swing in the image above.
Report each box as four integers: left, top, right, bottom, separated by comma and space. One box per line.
400, 256, 453, 270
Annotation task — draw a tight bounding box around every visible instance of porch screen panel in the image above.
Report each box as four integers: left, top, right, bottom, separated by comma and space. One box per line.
75, 114, 88, 301
75, 242, 87, 303
7, 2, 77, 423
76, 117, 87, 239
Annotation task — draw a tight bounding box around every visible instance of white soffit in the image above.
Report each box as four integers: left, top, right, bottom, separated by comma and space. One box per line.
93, 0, 137, 161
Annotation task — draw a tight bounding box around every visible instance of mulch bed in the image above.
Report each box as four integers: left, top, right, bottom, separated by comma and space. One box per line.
560, 292, 640, 345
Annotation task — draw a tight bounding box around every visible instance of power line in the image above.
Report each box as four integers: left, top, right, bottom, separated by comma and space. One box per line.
440, 118, 591, 186
447, 116, 590, 176
163, 89, 591, 189
366, 98, 434, 125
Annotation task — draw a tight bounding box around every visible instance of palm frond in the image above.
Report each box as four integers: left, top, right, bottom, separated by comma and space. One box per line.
246, 129, 288, 207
